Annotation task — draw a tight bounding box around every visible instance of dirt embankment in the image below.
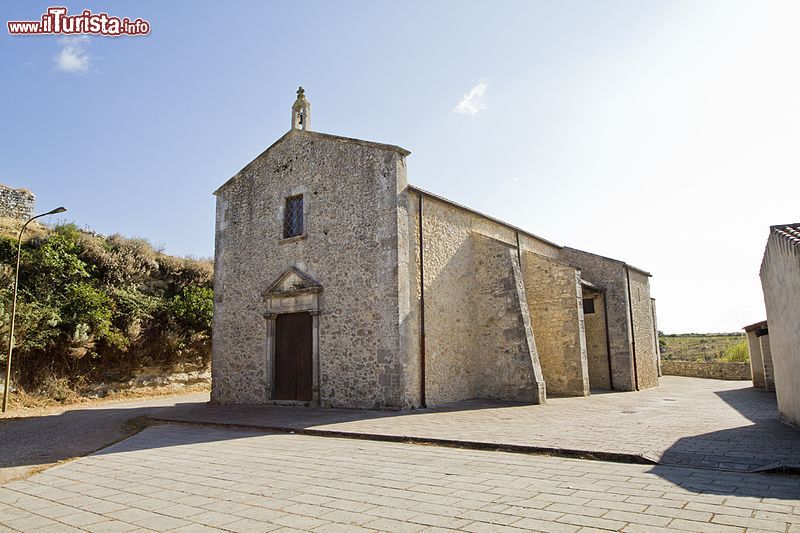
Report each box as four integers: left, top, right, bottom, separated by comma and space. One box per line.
2, 364, 210, 414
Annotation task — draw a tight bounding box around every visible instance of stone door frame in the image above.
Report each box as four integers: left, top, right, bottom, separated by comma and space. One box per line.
262, 268, 322, 405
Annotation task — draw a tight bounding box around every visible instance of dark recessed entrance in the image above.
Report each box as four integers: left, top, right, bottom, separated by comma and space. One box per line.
274, 312, 313, 401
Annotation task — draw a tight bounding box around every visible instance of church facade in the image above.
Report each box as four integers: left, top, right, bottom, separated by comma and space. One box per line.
211, 89, 659, 409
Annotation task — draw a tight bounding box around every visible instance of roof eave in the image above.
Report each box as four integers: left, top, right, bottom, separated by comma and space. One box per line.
213, 129, 411, 196
743, 320, 768, 332
624, 263, 653, 277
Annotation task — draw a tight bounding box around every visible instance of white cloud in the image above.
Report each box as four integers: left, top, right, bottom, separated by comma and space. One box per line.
54, 36, 91, 74
453, 81, 488, 116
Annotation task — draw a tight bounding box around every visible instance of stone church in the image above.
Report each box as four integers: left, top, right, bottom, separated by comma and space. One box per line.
211, 88, 659, 409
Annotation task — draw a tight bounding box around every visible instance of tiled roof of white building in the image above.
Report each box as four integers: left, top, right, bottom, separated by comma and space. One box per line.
771, 223, 800, 248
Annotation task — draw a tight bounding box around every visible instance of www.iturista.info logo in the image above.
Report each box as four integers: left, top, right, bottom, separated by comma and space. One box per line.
8, 6, 150, 36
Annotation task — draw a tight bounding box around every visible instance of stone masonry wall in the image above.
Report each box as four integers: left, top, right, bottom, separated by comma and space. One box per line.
628, 268, 659, 389
522, 251, 589, 397
417, 199, 477, 405
661, 361, 751, 381
583, 289, 611, 389
760, 229, 800, 426
472, 234, 545, 402
517, 232, 561, 260
0, 185, 35, 221
396, 171, 420, 408
213, 130, 407, 409
559, 248, 636, 391
409, 193, 546, 406
651, 299, 661, 377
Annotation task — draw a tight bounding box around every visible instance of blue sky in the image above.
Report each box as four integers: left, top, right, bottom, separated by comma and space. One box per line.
1, 1, 798, 333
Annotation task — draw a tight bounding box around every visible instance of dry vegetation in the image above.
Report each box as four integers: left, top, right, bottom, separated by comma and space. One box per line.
0, 380, 210, 416
660, 333, 749, 363
0, 218, 213, 407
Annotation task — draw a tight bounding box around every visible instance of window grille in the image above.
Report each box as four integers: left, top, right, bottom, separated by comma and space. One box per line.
283, 195, 304, 238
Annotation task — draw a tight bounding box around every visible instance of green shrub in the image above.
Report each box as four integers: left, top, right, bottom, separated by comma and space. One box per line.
169, 286, 213, 332
62, 282, 114, 342
721, 339, 750, 362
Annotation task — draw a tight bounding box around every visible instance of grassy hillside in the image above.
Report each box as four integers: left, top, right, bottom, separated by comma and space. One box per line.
0, 218, 213, 402
660, 333, 749, 363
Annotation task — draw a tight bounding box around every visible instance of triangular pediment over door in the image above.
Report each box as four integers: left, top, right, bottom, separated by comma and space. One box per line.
263, 267, 322, 297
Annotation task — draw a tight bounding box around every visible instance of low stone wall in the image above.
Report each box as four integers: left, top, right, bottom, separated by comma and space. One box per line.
661, 360, 751, 381
0, 184, 35, 221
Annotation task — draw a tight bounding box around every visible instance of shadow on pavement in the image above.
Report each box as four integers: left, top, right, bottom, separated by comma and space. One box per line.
0, 395, 209, 476
0, 396, 509, 472
652, 385, 800, 499
658, 387, 800, 471
646, 462, 800, 501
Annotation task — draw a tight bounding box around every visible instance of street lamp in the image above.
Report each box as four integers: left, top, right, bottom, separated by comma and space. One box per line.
2, 206, 67, 413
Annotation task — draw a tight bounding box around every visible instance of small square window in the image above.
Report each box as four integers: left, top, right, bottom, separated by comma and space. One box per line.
283, 195, 304, 238
583, 298, 595, 315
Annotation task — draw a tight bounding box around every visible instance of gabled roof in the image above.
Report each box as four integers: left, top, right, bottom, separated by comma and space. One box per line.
770, 223, 800, 249
214, 129, 411, 196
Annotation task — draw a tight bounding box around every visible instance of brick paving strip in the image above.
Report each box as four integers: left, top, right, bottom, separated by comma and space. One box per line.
148, 377, 800, 473
1, 424, 799, 532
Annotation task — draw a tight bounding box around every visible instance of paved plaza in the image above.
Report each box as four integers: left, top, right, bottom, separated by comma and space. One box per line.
1, 377, 799, 532
153, 377, 800, 472
1, 424, 799, 532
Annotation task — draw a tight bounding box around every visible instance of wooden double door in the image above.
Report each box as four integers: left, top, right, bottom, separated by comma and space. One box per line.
274, 312, 313, 401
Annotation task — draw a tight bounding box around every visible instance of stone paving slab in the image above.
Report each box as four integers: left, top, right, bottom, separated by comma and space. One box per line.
150, 377, 800, 472
1, 424, 799, 532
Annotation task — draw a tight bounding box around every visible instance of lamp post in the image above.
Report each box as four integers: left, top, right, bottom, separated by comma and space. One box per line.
2, 207, 67, 413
